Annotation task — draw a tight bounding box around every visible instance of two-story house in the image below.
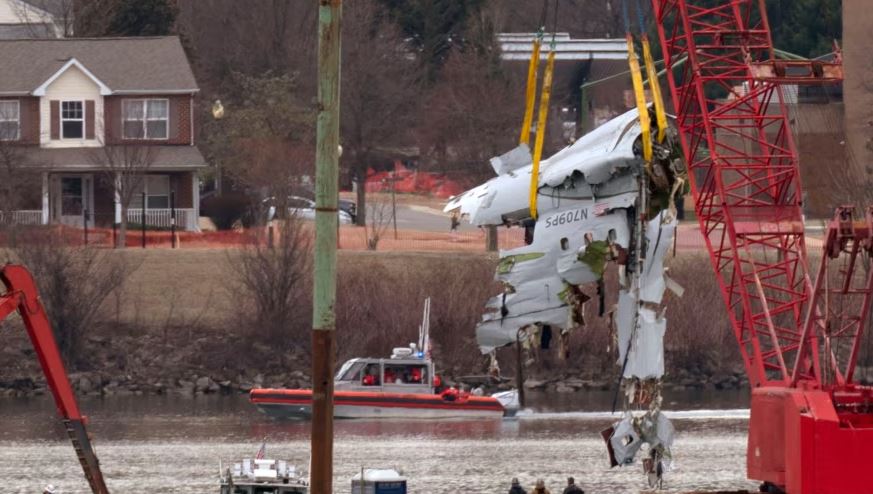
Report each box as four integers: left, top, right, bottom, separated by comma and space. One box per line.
0, 36, 206, 230
0, 0, 63, 39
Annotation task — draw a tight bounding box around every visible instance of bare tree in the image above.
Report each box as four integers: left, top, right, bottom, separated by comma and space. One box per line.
341, 0, 419, 226
91, 144, 156, 248
418, 45, 522, 181
10, 231, 137, 364
228, 216, 312, 343
486, 0, 622, 39
364, 194, 393, 250
0, 142, 39, 224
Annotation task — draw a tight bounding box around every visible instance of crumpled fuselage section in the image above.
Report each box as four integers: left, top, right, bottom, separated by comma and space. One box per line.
447, 106, 686, 478
446, 108, 681, 359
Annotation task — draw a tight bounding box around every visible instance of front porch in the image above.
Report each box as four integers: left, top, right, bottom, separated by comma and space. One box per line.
0, 171, 200, 231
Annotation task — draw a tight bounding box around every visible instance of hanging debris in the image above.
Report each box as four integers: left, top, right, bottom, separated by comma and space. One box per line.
445, 105, 686, 487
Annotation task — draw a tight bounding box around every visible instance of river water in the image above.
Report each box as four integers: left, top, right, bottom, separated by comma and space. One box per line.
0, 390, 758, 494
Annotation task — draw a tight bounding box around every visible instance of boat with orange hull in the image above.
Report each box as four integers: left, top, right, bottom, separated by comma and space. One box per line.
250, 347, 518, 419
250, 388, 512, 419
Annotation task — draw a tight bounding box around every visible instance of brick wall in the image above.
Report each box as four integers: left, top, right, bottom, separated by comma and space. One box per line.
0, 97, 40, 144
104, 94, 194, 145
170, 172, 193, 208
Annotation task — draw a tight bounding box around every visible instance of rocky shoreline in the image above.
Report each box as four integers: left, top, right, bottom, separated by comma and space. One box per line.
0, 366, 758, 399
3, 330, 872, 400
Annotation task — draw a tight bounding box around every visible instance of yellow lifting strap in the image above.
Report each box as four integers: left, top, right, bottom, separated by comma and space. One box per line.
529, 49, 556, 220
641, 34, 667, 144
519, 36, 543, 146
626, 33, 652, 164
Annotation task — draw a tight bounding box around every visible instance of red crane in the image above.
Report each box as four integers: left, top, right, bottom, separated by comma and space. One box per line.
0, 264, 110, 494
651, 1, 873, 493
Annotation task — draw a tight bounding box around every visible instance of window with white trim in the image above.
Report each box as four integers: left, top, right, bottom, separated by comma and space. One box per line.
123, 99, 169, 139
131, 175, 171, 209
61, 101, 84, 139
0, 101, 19, 140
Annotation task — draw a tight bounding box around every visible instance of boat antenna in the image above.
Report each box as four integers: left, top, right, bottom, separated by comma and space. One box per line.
419, 297, 432, 358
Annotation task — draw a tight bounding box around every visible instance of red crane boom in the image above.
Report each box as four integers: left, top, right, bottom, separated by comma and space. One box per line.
651, 1, 873, 492
0, 264, 110, 494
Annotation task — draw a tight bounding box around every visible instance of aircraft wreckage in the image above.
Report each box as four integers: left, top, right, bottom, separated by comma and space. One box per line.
446, 107, 687, 484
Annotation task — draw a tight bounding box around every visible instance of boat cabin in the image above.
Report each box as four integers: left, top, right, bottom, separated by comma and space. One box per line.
351, 468, 407, 494
219, 459, 308, 494
335, 347, 435, 394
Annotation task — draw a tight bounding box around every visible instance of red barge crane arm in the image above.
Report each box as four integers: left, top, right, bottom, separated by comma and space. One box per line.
651, 1, 873, 492
0, 264, 110, 494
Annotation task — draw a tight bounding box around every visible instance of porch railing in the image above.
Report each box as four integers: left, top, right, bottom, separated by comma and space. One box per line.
127, 208, 197, 231
0, 210, 43, 225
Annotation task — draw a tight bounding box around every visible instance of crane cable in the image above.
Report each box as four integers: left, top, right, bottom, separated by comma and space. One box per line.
624, 0, 652, 166
636, 0, 668, 144
528, 0, 559, 220
518, 1, 549, 146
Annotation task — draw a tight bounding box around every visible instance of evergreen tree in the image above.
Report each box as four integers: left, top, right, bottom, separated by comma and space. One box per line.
377, 0, 487, 82
767, 0, 841, 58
108, 0, 177, 36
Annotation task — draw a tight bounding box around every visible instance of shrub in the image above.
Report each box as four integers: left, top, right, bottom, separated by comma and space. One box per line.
202, 193, 252, 230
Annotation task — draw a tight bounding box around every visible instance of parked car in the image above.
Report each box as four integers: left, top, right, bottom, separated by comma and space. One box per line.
263, 196, 353, 224
338, 198, 357, 223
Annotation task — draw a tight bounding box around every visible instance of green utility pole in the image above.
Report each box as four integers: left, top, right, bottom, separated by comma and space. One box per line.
311, 1, 341, 493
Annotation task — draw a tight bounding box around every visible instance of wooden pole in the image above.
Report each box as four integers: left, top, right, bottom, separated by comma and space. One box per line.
311, 1, 341, 493
516, 330, 526, 408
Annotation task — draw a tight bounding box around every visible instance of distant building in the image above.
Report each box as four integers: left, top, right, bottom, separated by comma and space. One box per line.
0, 37, 206, 230
0, 0, 65, 38
497, 32, 632, 143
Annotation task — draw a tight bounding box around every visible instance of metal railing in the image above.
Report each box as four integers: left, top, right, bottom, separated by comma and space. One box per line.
126, 208, 197, 230
0, 210, 43, 225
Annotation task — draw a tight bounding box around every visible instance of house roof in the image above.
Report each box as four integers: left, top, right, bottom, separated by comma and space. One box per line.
17, 145, 207, 170
0, 37, 198, 95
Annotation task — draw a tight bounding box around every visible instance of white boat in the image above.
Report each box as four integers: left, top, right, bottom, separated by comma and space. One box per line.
351, 468, 407, 494
251, 299, 519, 420
219, 458, 308, 494
251, 347, 519, 419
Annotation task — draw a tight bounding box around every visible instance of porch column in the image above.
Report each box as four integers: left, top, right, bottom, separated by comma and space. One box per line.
192, 173, 200, 231
41, 172, 49, 225
113, 173, 122, 224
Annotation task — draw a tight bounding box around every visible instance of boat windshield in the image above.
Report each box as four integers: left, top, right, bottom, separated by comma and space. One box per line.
336, 361, 367, 381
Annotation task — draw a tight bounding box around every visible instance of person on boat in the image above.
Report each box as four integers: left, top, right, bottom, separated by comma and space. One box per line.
384, 367, 397, 383
457, 384, 471, 402
433, 374, 443, 392
532, 478, 551, 494
362, 365, 379, 386
562, 477, 584, 494
440, 384, 459, 401
409, 366, 423, 383
508, 477, 527, 494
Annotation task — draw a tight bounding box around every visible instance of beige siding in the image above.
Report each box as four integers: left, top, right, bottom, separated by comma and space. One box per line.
0, 0, 59, 35
39, 65, 104, 148
0, 0, 48, 23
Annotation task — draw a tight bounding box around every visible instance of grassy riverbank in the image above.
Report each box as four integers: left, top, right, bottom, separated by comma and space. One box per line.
2, 248, 867, 397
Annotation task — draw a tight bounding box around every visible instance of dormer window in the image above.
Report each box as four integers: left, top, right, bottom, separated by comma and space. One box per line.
123, 99, 168, 139
0, 101, 19, 140
61, 101, 84, 139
